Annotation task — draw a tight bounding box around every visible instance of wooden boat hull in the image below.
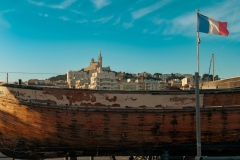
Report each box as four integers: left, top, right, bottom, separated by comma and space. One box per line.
1, 85, 240, 158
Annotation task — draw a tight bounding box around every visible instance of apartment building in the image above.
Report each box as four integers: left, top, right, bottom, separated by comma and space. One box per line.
119, 79, 137, 90
135, 79, 161, 90
67, 70, 88, 88
89, 67, 117, 90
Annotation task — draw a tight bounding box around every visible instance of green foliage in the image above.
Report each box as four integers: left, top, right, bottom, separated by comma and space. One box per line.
214, 75, 220, 80
47, 74, 67, 81
201, 74, 220, 81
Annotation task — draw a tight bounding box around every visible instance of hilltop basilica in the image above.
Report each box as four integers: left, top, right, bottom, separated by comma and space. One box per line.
84, 52, 110, 72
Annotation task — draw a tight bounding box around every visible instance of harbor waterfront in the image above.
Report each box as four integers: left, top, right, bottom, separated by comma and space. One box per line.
1, 83, 240, 159
1, 1, 240, 159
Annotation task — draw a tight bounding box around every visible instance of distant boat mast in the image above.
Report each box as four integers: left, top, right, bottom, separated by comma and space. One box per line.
212, 54, 214, 81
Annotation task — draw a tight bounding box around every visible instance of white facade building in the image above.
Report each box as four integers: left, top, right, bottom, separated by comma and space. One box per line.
135, 79, 161, 90
169, 79, 182, 87
160, 74, 171, 82
89, 67, 117, 90
182, 74, 194, 87
67, 70, 87, 88
119, 79, 137, 90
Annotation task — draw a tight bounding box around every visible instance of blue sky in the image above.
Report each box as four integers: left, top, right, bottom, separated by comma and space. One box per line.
0, 0, 240, 82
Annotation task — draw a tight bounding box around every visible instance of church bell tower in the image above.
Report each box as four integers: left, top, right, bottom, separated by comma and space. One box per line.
98, 51, 102, 68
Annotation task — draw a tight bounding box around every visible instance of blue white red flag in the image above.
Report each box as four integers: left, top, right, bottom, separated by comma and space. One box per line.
197, 13, 229, 36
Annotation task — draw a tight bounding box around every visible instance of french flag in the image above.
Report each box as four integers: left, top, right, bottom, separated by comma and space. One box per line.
197, 13, 229, 36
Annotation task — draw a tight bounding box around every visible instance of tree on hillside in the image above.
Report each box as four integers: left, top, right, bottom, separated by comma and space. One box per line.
47, 74, 67, 81
214, 75, 220, 80
202, 74, 218, 81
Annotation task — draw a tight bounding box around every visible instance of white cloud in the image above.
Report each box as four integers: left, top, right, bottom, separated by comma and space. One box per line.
28, 0, 76, 9
59, 16, 69, 21
76, 19, 88, 23
152, 18, 164, 25
92, 16, 114, 23
165, 13, 195, 36
0, 10, 14, 29
131, 1, 169, 20
230, 22, 240, 33
0, 16, 10, 28
150, 28, 162, 35
162, 0, 240, 39
202, 1, 240, 37
164, 37, 172, 41
38, 13, 49, 17
91, 0, 111, 9
123, 22, 133, 29
142, 29, 148, 34
49, 0, 76, 9
28, 0, 44, 6
113, 17, 121, 25
70, 9, 83, 15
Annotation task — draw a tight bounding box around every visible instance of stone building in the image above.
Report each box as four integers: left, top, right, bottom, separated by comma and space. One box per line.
84, 52, 103, 71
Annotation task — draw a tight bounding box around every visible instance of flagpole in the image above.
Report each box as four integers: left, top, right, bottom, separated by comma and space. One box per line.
195, 9, 202, 160
196, 9, 200, 74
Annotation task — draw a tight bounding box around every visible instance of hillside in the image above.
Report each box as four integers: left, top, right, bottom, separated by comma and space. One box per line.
47, 74, 67, 82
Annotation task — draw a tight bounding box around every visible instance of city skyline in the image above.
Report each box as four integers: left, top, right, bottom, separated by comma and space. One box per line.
0, 0, 240, 82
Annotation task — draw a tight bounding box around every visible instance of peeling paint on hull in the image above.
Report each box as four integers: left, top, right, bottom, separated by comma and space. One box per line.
1, 85, 240, 158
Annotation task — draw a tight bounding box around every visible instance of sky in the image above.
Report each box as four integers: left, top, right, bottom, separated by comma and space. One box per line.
0, 0, 240, 82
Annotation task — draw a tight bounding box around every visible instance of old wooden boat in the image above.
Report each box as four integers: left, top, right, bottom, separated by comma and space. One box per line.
0, 83, 240, 159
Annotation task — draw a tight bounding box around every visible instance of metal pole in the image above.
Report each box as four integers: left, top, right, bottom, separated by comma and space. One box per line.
7, 73, 8, 84
212, 54, 214, 81
195, 72, 201, 159
196, 10, 200, 75
90, 156, 94, 160
196, 10, 201, 160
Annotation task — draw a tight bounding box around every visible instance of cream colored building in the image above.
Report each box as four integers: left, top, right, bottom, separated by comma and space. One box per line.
75, 79, 90, 89
67, 70, 88, 88
119, 79, 137, 90
89, 67, 117, 90
169, 79, 182, 88
67, 52, 113, 89
135, 79, 161, 90
182, 74, 195, 89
